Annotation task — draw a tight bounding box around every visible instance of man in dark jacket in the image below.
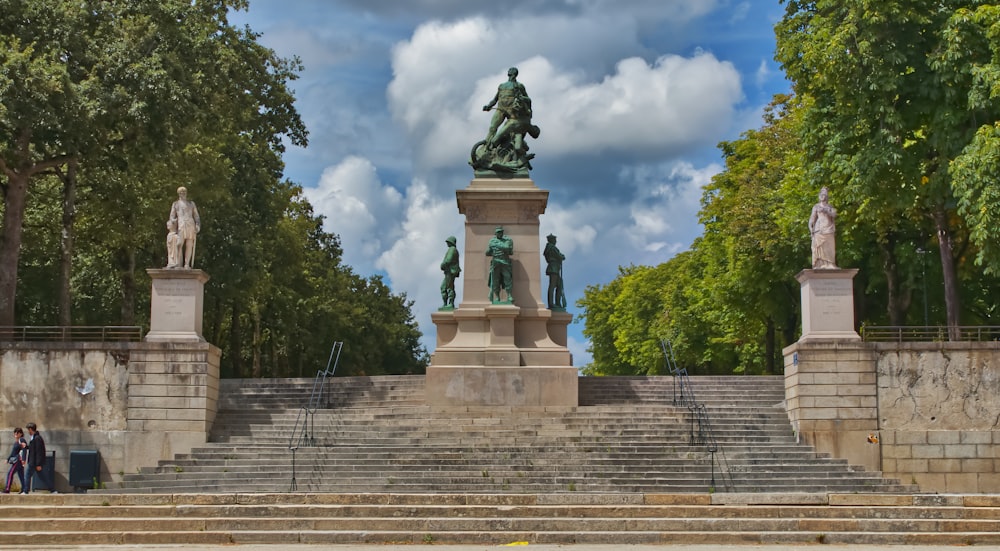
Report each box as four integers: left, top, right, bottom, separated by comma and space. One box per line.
22, 422, 55, 493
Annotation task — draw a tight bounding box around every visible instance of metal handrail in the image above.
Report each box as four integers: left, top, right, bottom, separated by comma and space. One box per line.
0, 326, 142, 342
288, 341, 343, 491
862, 325, 1000, 343
661, 339, 735, 493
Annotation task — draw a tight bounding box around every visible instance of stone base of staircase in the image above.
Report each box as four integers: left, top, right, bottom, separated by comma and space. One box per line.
3, 492, 1000, 546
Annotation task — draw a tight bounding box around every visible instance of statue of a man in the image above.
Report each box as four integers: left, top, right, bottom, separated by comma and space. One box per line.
484, 67, 530, 147
544, 234, 566, 310
485, 226, 514, 304
439, 236, 461, 310
168, 186, 201, 269
809, 186, 837, 269
470, 67, 540, 175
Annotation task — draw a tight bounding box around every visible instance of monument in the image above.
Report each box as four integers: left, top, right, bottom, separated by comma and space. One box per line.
796, 186, 859, 341
784, 186, 874, 473
427, 67, 576, 407
146, 186, 209, 343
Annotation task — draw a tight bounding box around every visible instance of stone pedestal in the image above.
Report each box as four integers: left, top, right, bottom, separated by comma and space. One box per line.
782, 340, 879, 472
796, 268, 860, 341
145, 269, 209, 342
427, 177, 577, 407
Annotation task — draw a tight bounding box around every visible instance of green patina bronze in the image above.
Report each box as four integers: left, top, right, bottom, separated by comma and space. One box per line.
544, 234, 566, 310
485, 226, 514, 304
470, 67, 540, 177
439, 235, 461, 310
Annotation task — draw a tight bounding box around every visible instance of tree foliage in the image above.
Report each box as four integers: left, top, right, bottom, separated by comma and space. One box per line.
0, 0, 428, 377
580, 1, 1000, 375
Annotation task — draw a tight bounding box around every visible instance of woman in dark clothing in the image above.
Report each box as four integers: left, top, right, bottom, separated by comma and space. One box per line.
3, 428, 26, 493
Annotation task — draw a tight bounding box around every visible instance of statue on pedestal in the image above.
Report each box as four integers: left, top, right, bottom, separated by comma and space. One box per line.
544, 234, 566, 310
166, 186, 201, 269
485, 226, 514, 304
470, 67, 540, 177
809, 186, 837, 269
439, 236, 461, 310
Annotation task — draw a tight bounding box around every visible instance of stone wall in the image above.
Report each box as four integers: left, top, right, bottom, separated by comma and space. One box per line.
784, 340, 1000, 493
0, 342, 219, 491
874, 342, 1000, 492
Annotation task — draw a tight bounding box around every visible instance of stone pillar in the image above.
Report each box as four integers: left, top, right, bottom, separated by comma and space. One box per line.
783, 340, 879, 472
145, 269, 209, 342
796, 268, 860, 341
124, 342, 220, 472
427, 177, 577, 407
786, 268, 875, 471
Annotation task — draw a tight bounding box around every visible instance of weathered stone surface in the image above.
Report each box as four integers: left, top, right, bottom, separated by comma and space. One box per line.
875, 343, 1000, 431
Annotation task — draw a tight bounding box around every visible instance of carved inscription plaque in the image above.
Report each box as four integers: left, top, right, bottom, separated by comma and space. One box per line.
811, 278, 851, 317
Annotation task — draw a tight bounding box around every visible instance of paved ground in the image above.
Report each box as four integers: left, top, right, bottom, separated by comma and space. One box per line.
4, 545, 999, 550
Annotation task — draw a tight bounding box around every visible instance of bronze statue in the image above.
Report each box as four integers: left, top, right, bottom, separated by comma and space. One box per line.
470, 67, 540, 177
485, 226, 514, 304
439, 236, 461, 310
544, 234, 566, 310
809, 187, 837, 269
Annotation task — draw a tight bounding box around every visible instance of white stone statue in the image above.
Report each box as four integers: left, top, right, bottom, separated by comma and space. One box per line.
166, 186, 201, 269
808, 186, 837, 269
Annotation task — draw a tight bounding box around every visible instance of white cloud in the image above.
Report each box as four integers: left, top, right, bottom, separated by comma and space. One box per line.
755, 58, 773, 89
538, 160, 719, 314
389, 17, 743, 172
302, 156, 405, 272
375, 180, 465, 335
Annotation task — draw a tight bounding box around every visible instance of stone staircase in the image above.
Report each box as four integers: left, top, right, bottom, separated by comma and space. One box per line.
104, 375, 913, 494
3, 492, 1000, 545
16, 374, 1000, 546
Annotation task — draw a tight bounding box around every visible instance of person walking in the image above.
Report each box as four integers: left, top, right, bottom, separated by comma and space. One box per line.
3, 428, 26, 493
22, 422, 55, 493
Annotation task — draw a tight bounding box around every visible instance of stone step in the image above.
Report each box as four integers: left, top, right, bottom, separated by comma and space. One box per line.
0, 493, 994, 545
116, 375, 911, 494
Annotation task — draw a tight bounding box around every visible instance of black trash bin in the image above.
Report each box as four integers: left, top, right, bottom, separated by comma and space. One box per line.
69, 450, 99, 490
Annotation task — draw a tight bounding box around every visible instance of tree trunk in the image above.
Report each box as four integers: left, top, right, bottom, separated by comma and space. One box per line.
0, 170, 30, 326
119, 248, 137, 326
230, 301, 244, 377
764, 317, 776, 375
932, 205, 961, 340
58, 160, 79, 326
251, 300, 262, 378
0, 129, 74, 326
879, 234, 910, 326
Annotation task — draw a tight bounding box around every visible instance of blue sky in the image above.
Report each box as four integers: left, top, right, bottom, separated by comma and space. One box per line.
230, 0, 791, 365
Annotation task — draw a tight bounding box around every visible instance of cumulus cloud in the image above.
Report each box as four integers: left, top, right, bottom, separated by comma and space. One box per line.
337, 0, 721, 26
375, 180, 465, 331
389, 17, 743, 173
302, 157, 405, 272
539, 160, 719, 310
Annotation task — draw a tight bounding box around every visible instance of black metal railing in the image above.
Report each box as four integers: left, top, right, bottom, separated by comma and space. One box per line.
288, 341, 343, 491
661, 339, 735, 493
0, 326, 142, 342
862, 325, 1000, 343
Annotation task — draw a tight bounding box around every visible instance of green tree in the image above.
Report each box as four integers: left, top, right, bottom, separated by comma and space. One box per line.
2, 1, 430, 377
0, 0, 306, 325
698, 95, 806, 373
941, 6, 1000, 274
774, 0, 999, 337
